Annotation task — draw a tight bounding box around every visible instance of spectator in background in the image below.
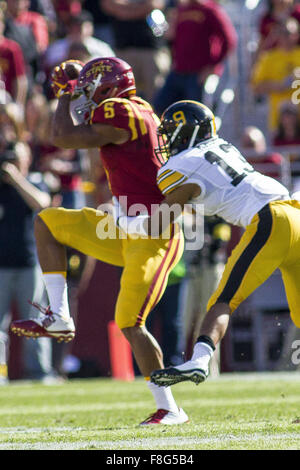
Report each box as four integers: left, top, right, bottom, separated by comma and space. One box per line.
0, 102, 25, 147
0, 139, 53, 384
52, 0, 82, 21
29, 0, 57, 39
67, 41, 91, 64
51, 0, 82, 38
258, 0, 300, 54
12, 0, 49, 54
25, 93, 87, 211
273, 102, 300, 181
83, 0, 115, 46
26, 94, 87, 379
273, 101, 300, 147
4, 0, 39, 81
30, 0, 57, 22
0, 7, 27, 110
251, 17, 300, 132
43, 10, 115, 73
241, 126, 284, 180
37, 145, 86, 210
101, 0, 170, 103
153, 0, 237, 115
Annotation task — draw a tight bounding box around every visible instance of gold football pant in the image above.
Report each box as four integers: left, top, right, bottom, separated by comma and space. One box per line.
207, 200, 300, 327
39, 207, 184, 329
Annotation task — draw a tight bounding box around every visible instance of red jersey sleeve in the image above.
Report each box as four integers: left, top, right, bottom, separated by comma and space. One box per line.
90, 98, 142, 142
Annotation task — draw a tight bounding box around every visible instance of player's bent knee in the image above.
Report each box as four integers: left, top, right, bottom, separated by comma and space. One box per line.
115, 310, 144, 331
120, 325, 143, 342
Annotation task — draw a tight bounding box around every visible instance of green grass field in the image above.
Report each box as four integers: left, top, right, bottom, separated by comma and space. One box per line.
0, 372, 300, 450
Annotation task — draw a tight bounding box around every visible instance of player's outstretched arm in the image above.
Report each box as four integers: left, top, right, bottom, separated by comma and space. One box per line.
51, 95, 129, 150
146, 183, 201, 235
115, 183, 201, 237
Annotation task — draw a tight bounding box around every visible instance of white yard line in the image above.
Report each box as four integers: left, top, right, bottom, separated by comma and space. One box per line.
0, 433, 300, 450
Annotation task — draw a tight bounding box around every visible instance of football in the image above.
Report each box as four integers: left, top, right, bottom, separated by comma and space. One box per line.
64, 61, 83, 79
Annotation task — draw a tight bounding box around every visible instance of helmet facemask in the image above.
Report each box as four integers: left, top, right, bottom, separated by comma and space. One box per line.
155, 120, 210, 162
71, 57, 136, 123
72, 74, 113, 121
155, 100, 217, 162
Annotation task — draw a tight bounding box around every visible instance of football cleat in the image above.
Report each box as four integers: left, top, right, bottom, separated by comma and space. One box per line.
140, 408, 189, 426
150, 362, 208, 387
10, 303, 75, 343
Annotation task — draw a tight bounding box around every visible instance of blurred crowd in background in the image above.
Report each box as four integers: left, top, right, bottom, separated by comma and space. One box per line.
1, 0, 300, 384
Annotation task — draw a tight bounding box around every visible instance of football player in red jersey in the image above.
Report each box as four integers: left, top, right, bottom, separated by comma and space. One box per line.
10, 57, 188, 426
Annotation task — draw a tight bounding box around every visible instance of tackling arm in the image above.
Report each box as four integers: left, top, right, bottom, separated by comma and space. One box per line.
116, 183, 201, 236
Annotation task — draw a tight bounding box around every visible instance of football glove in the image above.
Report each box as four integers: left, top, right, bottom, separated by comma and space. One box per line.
112, 196, 126, 226
112, 196, 149, 236
51, 60, 84, 99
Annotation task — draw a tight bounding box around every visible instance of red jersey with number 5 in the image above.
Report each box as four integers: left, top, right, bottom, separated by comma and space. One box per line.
90, 96, 164, 214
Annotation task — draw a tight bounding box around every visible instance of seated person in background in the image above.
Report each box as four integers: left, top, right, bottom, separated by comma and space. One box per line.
258, 0, 300, 54
241, 126, 283, 180
273, 102, 300, 181
251, 17, 300, 132
43, 10, 115, 72
273, 101, 300, 147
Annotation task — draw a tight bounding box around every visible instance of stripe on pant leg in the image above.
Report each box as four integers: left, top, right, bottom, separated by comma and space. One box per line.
217, 205, 273, 305
135, 226, 181, 326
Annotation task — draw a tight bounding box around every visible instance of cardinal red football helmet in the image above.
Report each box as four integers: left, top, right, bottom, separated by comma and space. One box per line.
73, 57, 136, 105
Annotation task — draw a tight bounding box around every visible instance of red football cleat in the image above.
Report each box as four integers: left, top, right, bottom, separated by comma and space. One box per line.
10, 303, 75, 343
139, 408, 189, 425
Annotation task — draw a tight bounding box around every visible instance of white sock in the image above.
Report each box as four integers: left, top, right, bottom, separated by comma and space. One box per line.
191, 341, 214, 369
42, 273, 70, 320
146, 380, 178, 413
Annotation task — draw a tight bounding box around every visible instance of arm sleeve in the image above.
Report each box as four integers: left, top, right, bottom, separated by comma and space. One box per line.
157, 167, 206, 197
157, 169, 188, 195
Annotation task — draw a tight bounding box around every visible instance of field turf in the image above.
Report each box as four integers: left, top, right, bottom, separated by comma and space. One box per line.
0, 372, 300, 450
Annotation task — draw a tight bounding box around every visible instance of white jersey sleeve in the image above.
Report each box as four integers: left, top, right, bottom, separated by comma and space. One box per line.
156, 137, 290, 227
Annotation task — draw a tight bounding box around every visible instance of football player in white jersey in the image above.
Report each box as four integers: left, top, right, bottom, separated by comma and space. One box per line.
113, 99, 300, 388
